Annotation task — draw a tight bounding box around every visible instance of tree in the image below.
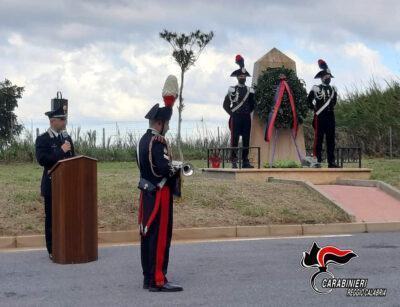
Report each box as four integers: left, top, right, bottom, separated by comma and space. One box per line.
0, 79, 24, 150
160, 29, 214, 160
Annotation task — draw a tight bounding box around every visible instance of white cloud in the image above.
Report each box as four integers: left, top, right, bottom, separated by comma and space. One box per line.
1, 0, 399, 129
342, 42, 394, 79
7, 33, 24, 46
284, 51, 317, 89
1, 34, 234, 125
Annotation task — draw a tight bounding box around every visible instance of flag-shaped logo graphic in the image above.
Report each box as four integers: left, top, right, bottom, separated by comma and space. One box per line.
301, 242, 357, 294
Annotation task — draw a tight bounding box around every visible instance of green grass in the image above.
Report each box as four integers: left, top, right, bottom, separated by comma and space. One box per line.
1, 158, 398, 236
315, 158, 400, 189
365, 159, 400, 189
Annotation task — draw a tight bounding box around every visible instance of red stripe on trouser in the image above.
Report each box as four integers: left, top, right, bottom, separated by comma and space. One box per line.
313, 114, 319, 157
154, 186, 171, 286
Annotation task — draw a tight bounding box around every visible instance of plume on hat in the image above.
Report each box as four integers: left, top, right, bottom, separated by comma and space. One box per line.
162, 75, 179, 107
314, 59, 334, 79
235, 54, 244, 69
319, 59, 330, 70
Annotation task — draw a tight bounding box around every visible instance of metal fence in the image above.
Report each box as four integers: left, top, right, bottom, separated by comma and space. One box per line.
207, 147, 261, 169
306, 147, 362, 168
207, 146, 362, 169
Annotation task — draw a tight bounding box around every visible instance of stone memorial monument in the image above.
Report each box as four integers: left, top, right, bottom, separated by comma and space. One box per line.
250, 48, 306, 167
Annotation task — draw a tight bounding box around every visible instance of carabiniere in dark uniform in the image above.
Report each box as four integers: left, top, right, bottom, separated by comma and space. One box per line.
223, 54, 255, 168
307, 59, 339, 168
35, 93, 75, 257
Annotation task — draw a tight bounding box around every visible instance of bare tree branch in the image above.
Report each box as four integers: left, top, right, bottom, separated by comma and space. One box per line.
159, 29, 214, 160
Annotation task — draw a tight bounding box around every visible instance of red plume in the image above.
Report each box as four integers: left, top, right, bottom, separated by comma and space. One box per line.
318, 59, 328, 70
163, 95, 176, 108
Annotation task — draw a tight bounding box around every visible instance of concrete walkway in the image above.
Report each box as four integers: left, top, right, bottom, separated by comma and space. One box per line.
317, 185, 400, 222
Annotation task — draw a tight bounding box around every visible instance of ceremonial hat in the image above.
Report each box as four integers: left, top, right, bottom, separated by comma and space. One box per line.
45, 92, 68, 119
314, 59, 334, 79
145, 104, 172, 121
230, 54, 251, 77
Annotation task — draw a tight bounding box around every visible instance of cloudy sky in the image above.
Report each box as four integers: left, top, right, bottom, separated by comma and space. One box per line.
1, 0, 399, 128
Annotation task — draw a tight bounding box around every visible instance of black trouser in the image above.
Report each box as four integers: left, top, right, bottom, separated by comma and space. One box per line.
43, 193, 52, 254
229, 113, 252, 162
140, 189, 173, 286
313, 113, 336, 165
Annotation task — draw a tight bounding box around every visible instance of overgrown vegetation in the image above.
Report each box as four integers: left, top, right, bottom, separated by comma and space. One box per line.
0, 125, 230, 162
0, 80, 399, 162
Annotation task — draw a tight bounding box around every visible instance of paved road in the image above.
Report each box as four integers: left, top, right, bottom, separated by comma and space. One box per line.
0, 232, 399, 306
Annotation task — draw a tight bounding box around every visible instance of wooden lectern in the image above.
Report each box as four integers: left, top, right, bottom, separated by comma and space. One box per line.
49, 155, 98, 264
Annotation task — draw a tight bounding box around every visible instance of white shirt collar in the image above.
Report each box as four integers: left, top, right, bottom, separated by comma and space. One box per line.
50, 128, 59, 137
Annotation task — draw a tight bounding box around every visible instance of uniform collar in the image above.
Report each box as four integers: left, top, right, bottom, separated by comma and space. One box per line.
148, 128, 161, 136
49, 128, 59, 137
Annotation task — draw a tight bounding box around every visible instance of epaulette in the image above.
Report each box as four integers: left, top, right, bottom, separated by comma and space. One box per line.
153, 135, 166, 144
46, 128, 56, 138
312, 85, 321, 92
249, 87, 255, 94
228, 86, 236, 94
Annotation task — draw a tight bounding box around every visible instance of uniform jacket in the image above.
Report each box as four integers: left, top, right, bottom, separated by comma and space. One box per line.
307, 84, 337, 117
223, 85, 255, 116
35, 129, 75, 197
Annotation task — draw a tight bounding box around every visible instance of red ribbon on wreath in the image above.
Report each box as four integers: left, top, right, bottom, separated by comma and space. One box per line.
264, 75, 298, 142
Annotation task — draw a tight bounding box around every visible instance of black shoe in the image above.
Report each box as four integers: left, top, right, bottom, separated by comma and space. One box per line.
232, 162, 238, 169
328, 163, 340, 168
48, 253, 53, 261
143, 280, 150, 290
242, 159, 254, 169
149, 282, 183, 292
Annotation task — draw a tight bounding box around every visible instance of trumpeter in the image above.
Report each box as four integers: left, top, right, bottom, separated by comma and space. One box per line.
137, 75, 183, 292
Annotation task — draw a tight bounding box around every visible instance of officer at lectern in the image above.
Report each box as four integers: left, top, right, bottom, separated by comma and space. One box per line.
35, 92, 75, 259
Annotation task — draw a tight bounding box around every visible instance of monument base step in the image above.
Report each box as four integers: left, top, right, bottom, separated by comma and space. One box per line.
200, 168, 372, 185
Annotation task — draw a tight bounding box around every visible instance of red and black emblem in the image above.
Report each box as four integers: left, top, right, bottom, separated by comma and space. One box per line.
301, 242, 357, 294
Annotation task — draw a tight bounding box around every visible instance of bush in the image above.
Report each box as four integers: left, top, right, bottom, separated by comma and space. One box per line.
264, 160, 301, 168
335, 80, 400, 156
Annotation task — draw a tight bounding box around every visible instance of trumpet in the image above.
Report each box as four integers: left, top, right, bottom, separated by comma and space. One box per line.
171, 160, 194, 176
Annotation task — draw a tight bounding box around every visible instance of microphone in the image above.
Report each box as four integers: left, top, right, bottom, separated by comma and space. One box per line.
61, 130, 72, 157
